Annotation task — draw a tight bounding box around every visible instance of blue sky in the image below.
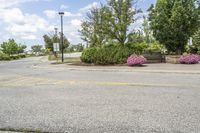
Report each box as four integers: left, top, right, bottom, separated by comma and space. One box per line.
0, 0, 156, 49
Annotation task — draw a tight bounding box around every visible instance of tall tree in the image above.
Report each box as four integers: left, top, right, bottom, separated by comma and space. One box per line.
0, 39, 26, 55
80, 0, 138, 47
43, 34, 70, 52
106, 0, 138, 46
142, 16, 153, 44
31, 45, 43, 54
128, 29, 144, 43
17, 44, 27, 54
149, 0, 199, 54
80, 6, 109, 47
192, 27, 200, 49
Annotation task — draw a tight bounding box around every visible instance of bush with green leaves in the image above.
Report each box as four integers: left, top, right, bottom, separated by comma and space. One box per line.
95, 47, 114, 65
81, 45, 136, 65
31, 45, 43, 54
112, 47, 132, 64
0, 39, 26, 55
147, 42, 165, 53
81, 47, 98, 63
0, 52, 11, 61
188, 28, 200, 54
0, 51, 27, 61
192, 28, 200, 50
126, 42, 148, 54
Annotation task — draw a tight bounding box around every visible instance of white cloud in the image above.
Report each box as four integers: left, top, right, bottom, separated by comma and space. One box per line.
0, 0, 51, 9
79, 2, 99, 12
0, 0, 35, 8
0, 8, 24, 24
43, 10, 82, 18
43, 10, 57, 19
64, 11, 82, 17
6, 24, 37, 34
21, 35, 37, 40
62, 21, 83, 44
0, 7, 51, 40
71, 19, 82, 27
0, 0, 83, 45
60, 4, 68, 10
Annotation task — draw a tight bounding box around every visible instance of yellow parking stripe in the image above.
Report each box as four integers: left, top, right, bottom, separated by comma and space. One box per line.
0, 74, 199, 89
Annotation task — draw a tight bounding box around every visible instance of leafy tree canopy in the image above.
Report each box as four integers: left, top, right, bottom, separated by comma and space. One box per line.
31, 45, 43, 53
80, 0, 139, 47
43, 34, 70, 52
0, 39, 26, 55
149, 0, 200, 54
193, 31, 200, 46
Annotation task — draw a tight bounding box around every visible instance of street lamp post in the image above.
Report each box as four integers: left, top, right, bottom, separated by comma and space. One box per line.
54, 27, 58, 36
54, 27, 58, 59
59, 12, 64, 63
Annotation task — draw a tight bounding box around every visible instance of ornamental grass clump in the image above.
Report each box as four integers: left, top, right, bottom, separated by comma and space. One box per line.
127, 54, 147, 66
179, 54, 200, 64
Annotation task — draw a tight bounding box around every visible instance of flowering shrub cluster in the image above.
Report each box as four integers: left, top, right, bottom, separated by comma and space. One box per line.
127, 54, 147, 66
179, 54, 200, 64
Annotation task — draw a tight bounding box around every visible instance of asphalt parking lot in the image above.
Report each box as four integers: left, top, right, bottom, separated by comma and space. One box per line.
0, 57, 200, 133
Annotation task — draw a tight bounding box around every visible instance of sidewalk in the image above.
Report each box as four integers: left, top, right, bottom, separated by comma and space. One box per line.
63, 63, 200, 74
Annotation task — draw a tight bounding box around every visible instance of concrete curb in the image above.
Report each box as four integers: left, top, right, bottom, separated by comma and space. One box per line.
64, 67, 200, 74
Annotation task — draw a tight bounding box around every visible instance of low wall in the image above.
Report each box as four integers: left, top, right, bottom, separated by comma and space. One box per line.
165, 55, 181, 64
143, 52, 165, 63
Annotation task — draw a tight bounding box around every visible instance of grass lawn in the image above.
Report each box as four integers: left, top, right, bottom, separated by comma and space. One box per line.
51, 57, 81, 65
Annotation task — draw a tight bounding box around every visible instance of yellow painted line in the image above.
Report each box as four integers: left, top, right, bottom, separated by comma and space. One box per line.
57, 80, 199, 89
54, 80, 65, 85
93, 81, 198, 88
0, 76, 28, 84
0, 74, 199, 89
95, 81, 129, 86
67, 80, 76, 85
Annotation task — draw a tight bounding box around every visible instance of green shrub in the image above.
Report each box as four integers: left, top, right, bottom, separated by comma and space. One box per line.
0, 51, 27, 61
0, 52, 11, 60
113, 47, 132, 64
81, 47, 98, 63
126, 42, 148, 54
95, 47, 110, 65
187, 45, 199, 54
81, 45, 134, 65
19, 54, 26, 58
10, 55, 20, 60
197, 49, 200, 55
147, 42, 165, 53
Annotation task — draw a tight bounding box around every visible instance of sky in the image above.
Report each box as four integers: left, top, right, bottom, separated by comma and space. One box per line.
0, 0, 156, 49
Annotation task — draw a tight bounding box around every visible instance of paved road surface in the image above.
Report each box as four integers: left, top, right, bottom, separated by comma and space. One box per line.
0, 57, 200, 133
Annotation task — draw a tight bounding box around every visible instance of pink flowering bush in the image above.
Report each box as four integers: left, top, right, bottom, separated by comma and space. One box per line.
127, 54, 147, 66
179, 54, 200, 64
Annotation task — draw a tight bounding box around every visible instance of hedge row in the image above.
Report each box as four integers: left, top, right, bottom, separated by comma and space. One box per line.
0, 52, 26, 61
81, 45, 134, 65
